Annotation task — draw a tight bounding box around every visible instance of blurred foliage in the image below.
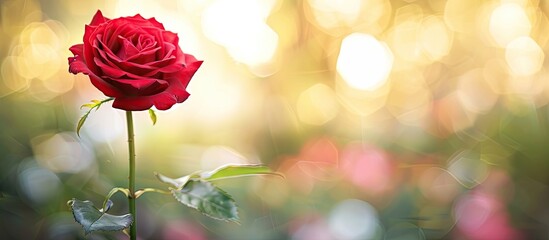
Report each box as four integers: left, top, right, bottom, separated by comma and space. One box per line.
2, 0, 549, 239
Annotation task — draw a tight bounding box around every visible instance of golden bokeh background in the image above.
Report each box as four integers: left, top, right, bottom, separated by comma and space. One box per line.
2, 0, 549, 239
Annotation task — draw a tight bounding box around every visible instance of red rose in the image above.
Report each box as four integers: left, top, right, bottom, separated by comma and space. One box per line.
68, 10, 202, 111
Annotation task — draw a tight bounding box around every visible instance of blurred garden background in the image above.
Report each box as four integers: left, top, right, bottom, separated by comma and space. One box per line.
2, 0, 549, 239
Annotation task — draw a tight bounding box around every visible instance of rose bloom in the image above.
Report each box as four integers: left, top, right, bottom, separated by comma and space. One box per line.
69, 10, 202, 111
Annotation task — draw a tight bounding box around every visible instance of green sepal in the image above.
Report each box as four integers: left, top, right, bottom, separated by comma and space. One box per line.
77, 97, 114, 136
148, 109, 157, 125
76, 115, 88, 137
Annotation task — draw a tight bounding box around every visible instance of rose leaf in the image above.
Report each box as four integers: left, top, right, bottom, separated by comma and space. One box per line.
200, 164, 284, 181
155, 165, 281, 188
172, 180, 239, 223
68, 198, 132, 235
154, 172, 192, 189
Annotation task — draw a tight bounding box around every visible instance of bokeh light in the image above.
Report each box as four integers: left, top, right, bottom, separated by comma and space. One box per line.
447, 150, 489, 188
489, 2, 531, 47
341, 144, 395, 195
17, 160, 62, 204
505, 36, 544, 76
290, 214, 333, 240
202, 0, 279, 67
307, 0, 362, 30
336, 33, 393, 91
296, 83, 339, 125
31, 132, 95, 173
328, 199, 382, 240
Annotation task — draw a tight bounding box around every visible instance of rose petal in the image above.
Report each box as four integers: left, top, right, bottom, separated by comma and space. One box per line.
141, 29, 167, 56
93, 57, 127, 78
93, 37, 125, 71
90, 10, 109, 26
68, 45, 88, 74
94, 42, 123, 70
108, 77, 168, 96
112, 96, 154, 111
111, 77, 190, 111
94, 36, 122, 61
184, 53, 200, 66
153, 92, 180, 110
94, 56, 165, 81
95, 42, 168, 77
137, 34, 156, 50
162, 31, 179, 46
120, 37, 140, 59
159, 42, 176, 60
163, 76, 190, 103
69, 44, 122, 97
151, 62, 184, 74
172, 48, 187, 67
83, 25, 101, 73
95, 36, 159, 74
154, 60, 202, 106
106, 22, 141, 50
69, 58, 90, 75
131, 14, 147, 22
143, 55, 176, 68
127, 14, 166, 30
119, 55, 161, 72
112, 78, 168, 91
123, 47, 162, 66
96, 35, 161, 63
88, 74, 123, 97
84, 25, 97, 44
148, 18, 165, 29
179, 59, 203, 88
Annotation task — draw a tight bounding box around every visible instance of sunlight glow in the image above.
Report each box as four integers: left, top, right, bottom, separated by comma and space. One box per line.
200, 146, 248, 170
297, 84, 339, 125
505, 36, 544, 76
386, 71, 432, 126
307, 0, 362, 29
202, 0, 279, 66
419, 16, 452, 62
306, 0, 391, 35
31, 133, 94, 173
457, 69, 498, 113
443, 0, 478, 32
1, 19, 72, 99
337, 33, 393, 91
489, 3, 531, 47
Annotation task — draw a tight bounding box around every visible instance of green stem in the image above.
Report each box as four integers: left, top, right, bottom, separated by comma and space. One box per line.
134, 188, 172, 199
126, 111, 137, 240
102, 187, 130, 212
